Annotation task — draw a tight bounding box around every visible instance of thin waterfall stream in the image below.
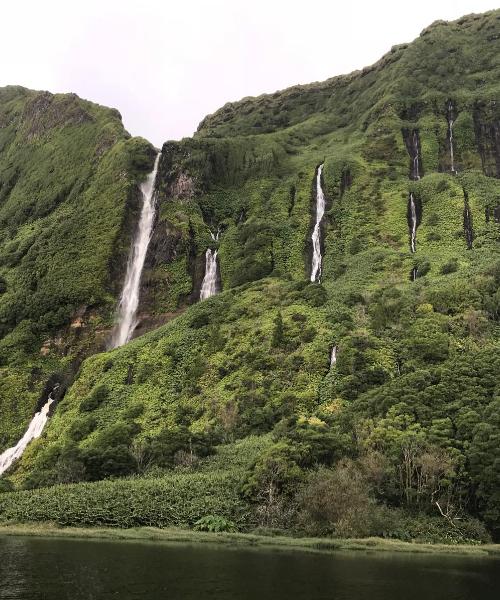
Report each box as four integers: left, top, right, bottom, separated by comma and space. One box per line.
0, 385, 58, 475
412, 130, 421, 180
110, 153, 161, 348
310, 163, 326, 282
330, 345, 337, 368
448, 101, 456, 174
408, 192, 418, 253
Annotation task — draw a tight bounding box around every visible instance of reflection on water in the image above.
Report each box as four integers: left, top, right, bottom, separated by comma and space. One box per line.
0, 536, 498, 600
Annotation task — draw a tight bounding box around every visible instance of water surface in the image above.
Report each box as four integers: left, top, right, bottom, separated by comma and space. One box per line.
0, 536, 498, 599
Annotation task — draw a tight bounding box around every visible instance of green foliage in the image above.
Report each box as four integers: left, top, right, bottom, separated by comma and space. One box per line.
0, 470, 248, 528
194, 515, 237, 533
440, 258, 459, 274
271, 311, 284, 348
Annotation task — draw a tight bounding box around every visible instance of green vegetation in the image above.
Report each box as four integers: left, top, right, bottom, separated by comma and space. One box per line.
0, 86, 155, 448
1, 523, 500, 558
1, 10, 500, 546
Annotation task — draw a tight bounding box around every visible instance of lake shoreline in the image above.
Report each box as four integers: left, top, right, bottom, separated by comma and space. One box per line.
1, 523, 499, 557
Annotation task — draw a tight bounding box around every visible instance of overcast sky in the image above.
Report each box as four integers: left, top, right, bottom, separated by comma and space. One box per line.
1, 0, 497, 146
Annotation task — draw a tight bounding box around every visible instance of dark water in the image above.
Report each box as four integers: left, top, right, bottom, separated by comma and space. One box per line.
0, 536, 499, 600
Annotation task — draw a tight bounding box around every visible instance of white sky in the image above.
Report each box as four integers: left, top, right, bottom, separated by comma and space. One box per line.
1, 0, 497, 146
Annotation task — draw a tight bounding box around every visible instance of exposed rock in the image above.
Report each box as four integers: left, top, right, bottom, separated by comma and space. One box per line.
170, 172, 195, 199
22, 91, 94, 140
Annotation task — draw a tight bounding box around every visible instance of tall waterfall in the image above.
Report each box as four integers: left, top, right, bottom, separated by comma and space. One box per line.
409, 193, 418, 253
412, 131, 421, 180
448, 101, 456, 173
111, 153, 161, 348
200, 249, 219, 300
310, 163, 326, 282
0, 387, 57, 476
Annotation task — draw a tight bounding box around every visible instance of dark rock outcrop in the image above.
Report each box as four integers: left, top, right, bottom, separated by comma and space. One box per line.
463, 190, 474, 249
473, 103, 500, 177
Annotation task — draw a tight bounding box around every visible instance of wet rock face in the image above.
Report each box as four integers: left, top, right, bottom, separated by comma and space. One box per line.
402, 128, 423, 180
486, 205, 500, 223
170, 172, 195, 199
340, 168, 353, 196
463, 191, 474, 249
156, 141, 201, 201
473, 104, 500, 177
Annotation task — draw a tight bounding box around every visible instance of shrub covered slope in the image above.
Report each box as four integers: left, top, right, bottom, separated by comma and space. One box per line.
1, 11, 500, 542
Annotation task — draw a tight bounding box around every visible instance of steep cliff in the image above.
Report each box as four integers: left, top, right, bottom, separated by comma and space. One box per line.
1, 11, 500, 540
0, 86, 154, 448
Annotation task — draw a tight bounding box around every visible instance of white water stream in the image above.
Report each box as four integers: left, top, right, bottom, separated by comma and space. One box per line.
330, 345, 338, 368
111, 153, 161, 348
409, 193, 417, 253
200, 249, 219, 300
0, 388, 57, 476
412, 131, 421, 180
448, 101, 456, 174
310, 164, 326, 282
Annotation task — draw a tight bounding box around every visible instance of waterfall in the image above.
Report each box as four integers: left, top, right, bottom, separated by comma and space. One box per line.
310, 163, 326, 282
412, 130, 421, 180
411, 266, 418, 281
0, 387, 57, 476
200, 249, 219, 300
330, 345, 337, 368
210, 226, 221, 241
448, 101, 456, 174
408, 193, 418, 253
111, 153, 161, 348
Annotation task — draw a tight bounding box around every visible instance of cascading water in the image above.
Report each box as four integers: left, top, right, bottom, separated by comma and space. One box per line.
111, 153, 161, 348
330, 345, 338, 368
0, 386, 58, 476
210, 226, 221, 242
310, 163, 326, 282
448, 101, 456, 174
408, 192, 418, 253
200, 249, 219, 300
412, 130, 421, 180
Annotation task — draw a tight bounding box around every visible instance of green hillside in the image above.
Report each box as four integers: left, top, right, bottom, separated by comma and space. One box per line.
0, 10, 499, 543
0, 86, 154, 447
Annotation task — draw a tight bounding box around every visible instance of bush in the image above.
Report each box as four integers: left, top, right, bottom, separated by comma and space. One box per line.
298, 460, 386, 537
0, 471, 248, 528
440, 259, 458, 275
302, 284, 327, 307
0, 479, 14, 493
68, 415, 97, 442
194, 515, 237, 532
386, 514, 491, 544
79, 385, 109, 412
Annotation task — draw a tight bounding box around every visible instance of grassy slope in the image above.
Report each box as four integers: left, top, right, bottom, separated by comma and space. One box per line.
1, 11, 500, 539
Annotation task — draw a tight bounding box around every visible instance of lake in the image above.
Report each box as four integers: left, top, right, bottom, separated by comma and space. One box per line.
0, 536, 498, 599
